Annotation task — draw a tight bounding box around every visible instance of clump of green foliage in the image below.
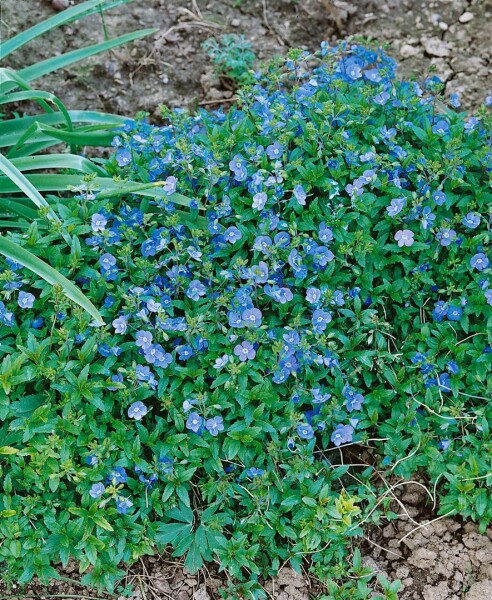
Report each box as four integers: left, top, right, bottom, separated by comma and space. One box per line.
0, 40, 491, 599
202, 33, 257, 86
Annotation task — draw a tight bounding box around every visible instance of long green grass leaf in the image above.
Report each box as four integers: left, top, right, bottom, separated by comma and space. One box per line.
6, 123, 119, 158
0, 174, 199, 209
0, 220, 34, 229
17, 29, 157, 85
0, 199, 40, 221
0, 154, 55, 216
10, 155, 107, 176
0, 110, 127, 148
0, 0, 133, 59
0, 236, 103, 324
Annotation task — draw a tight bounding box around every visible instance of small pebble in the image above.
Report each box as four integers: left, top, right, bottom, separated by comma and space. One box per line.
459, 11, 474, 23
439, 21, 448, 31
52, 0, 69, 10
231, 18, 241, 27
400, 43, 420, 58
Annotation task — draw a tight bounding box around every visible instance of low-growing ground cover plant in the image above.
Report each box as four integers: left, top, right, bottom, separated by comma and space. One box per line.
202, 33, 257, 87
0, 40, 491, 598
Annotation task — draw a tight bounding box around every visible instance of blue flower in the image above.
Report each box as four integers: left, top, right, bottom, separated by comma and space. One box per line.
266, 142, 283, 160
293, 184, 307, 206
106, 466, 127, 485
249, 261, 268, 283
312, 309, 332, 333
224, 227, 242, 244
462, 212, 480, 229
436, 228, 456, 246
158, 455, 174, 474
431, 120, 450, 136
85, 454, 98, 466
18, 291, 35, 309
447, 361, 460, 375
306, 287, 322, 304
229, 154, 248, 181
436, 372, 451, 392
108, 373, 123, 390
186, 411, 203, 433
213, 355, 229, 369
449, 93, 460, 108
374, 91, 390, 105
312, 388, 331, 404
205, 416, 224, 436
432, 190, 447, 206
115, 496, 133, 514
163, 175, 177, 195
331, 424, 354, 446
446, 305, 463, 321
128, 401, 148, 420
252, 192, 268, 210
432, 300, 448, 322
89, 483, 105, 499
485, 289, 492, 306
421, 206, 435, 230
245, 467, 264, 478
319, 223, 333, 243
470, 253, 489, 271
234, 341, 256, 362
113, 316, 128, 334
296, 423, 314, 440
116, 149, 132, 167
187, 280, 207, 301
386, 197, 405, 217
31, 316, 44, 329
91, 213, 107, 232
100, 253, 116, 271
177, 345, 194, 361
135, 330, 153, 350
242, 308, 262, 328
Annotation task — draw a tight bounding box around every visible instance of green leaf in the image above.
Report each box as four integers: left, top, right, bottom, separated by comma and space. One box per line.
184, 541, 203, 573
0, 236, 104, 324
17, 29, 157, 86
93, 514, 114, 532
155, 522, 192, 546
10, 154, 107, 176
0, 153, 58, 221
0, 446, 20, 454
0, 0, 134, 58
476, 489, 487, 517
0, 110, 126, 149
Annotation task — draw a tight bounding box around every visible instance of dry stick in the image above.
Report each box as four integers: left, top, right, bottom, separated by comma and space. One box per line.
199, 97, 238, 106
364, 536, 404, 559
191, 0, 203, 19
398, 510, 456, 545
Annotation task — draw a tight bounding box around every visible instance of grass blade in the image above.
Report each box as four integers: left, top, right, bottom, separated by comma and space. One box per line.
0, 0, 133, 58
16, 29, 157, 86
1, 198, 41, 221
0, 154, 56, 217
0, 110, 127, 148
0, 236, 103, 324
0, 175, 200, 209
10, 155, 107, 176
6, 122, 120, 158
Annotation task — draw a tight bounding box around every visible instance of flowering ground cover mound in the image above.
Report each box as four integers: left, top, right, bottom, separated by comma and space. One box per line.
0, 42, 491, 598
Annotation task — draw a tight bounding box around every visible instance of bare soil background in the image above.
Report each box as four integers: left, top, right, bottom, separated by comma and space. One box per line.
1, 0, 492, 598
2, 0, 491, 116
